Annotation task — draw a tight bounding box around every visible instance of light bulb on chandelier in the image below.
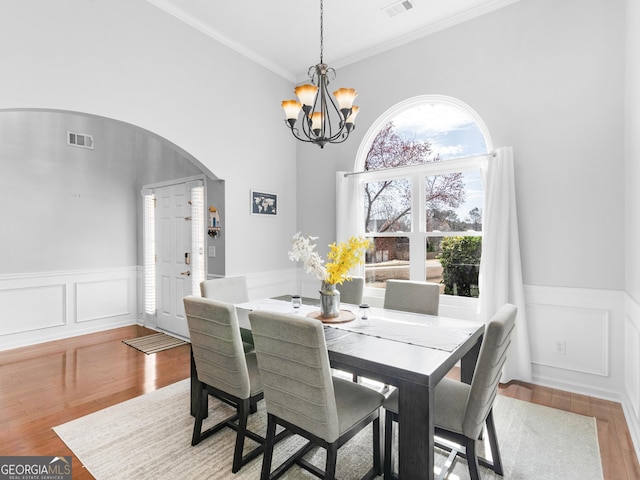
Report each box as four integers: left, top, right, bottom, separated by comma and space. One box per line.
281, 0, 360, 148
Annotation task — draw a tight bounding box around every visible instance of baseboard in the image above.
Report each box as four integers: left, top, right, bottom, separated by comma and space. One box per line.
531, 372, 623, 404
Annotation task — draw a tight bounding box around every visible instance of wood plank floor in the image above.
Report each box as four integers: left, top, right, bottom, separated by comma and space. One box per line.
1, 325, 638, 479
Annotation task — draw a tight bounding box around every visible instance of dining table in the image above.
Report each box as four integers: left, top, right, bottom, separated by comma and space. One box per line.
191, 296, 485, 480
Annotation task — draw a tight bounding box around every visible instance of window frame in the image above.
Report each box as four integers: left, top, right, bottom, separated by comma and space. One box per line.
352, 96, 493, 309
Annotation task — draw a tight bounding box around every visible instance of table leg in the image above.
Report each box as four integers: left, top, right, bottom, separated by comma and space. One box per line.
398, 381, 434, 480
460, 334, 482, 385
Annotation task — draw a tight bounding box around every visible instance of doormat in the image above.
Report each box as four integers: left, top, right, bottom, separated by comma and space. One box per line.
122, 332, 188, 354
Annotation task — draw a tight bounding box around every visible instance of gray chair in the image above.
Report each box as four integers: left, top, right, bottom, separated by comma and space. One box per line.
382, 303, 517, 480
383, 279, 440, 316
249, 310, 385, 480
200, 275, 250, 303
338, 277, 365, 305
200, 276, 254, 352
185, 296, 286, 473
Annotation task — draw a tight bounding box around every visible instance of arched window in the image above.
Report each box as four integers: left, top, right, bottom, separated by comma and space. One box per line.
350, 96, 492, 299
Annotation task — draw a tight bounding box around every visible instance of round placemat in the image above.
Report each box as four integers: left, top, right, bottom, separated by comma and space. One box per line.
306, 309, 356, 324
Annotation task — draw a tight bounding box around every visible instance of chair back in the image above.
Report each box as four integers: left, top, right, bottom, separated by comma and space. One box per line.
184, 296, 251, 399
383, 279, 440, 315
248, 311, 340, 443
338, 277, 364, 305
463, 303, 517, 439
200, 276, 249, 304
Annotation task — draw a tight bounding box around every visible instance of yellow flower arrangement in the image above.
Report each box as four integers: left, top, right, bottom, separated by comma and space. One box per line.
288, 232, 370, 285
325, 236, 370, 285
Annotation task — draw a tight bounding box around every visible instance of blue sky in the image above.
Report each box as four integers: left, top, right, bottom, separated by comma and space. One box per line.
391, 102, 487, 223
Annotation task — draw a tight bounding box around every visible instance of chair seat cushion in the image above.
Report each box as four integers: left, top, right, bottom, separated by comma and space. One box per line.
333, 377, 385, 436
383, 377, 470, 435
245, 351, 262, 396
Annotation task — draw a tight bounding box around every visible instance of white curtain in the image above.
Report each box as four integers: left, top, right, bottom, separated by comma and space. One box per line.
336, 171, 361, 242
336, 171, 365, 276
479, 147, 532, 382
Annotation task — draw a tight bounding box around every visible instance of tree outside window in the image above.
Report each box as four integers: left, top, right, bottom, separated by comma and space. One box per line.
360, 99, 488, 298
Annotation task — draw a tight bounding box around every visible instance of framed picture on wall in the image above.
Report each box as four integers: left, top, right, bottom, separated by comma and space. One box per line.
251, 190, 277, 216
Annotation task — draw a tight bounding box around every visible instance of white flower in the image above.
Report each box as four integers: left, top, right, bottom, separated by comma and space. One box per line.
288, 232, 328, 282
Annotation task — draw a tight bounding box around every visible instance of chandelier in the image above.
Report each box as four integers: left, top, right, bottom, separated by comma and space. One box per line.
281, 0, 359, 148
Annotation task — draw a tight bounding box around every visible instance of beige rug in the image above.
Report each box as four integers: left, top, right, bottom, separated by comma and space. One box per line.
53, 379, 603, 479
122, 332, 188, 354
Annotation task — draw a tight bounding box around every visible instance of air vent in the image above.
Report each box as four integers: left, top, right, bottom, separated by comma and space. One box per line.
383, 0, 415, 18
67, 131, 94, 149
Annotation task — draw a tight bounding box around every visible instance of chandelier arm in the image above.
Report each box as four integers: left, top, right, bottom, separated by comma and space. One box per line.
300, 105, 316, 140
284, 121, 320, 144
323, 84, 350, 142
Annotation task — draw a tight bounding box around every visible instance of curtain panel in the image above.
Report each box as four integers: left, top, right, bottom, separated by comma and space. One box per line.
479, 146, 532, 382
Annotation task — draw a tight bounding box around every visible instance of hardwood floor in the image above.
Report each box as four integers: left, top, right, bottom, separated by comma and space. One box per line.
0, 325, 638, 479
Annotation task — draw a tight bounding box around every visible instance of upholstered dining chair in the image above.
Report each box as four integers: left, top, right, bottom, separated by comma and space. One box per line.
248, 310, 385, 480
382, 303, 517, 480
338, 276, 365, 305
383, 279, 440, 316
200, 275, 254, 352
185, 296, 282, 473
200, 275, 250, 303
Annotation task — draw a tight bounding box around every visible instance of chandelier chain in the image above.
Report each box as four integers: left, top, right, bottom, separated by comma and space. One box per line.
320, 0, 324, 64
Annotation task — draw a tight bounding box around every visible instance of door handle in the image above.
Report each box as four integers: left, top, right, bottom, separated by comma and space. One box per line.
180, 270, 191, 276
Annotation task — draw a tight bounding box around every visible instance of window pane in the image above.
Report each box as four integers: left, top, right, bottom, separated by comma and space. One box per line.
365, 237, 410, 287
425, 170, 483, 232
426, 237, 443, 288
364, 178, 411, 232
437, 236, 482, 298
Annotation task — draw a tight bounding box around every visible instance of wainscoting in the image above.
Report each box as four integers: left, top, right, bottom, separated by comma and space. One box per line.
3, 267, 639, 462
0, 267, 139, 351
525, 285, 625, 400
625, 293, 640, 462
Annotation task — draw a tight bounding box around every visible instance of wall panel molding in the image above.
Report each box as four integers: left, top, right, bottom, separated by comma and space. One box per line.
0, 267, 138, 351
527, 303, 609, 376
76, 277, 131, 322
0, 284, 67, 335
524, 285, 625, 401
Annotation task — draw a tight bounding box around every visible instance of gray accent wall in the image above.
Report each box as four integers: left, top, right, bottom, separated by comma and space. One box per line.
0, 110, 222, 275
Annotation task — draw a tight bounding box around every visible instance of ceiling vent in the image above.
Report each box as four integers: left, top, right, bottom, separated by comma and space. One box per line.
383, 0, 415, 18
67, 131, 94, 149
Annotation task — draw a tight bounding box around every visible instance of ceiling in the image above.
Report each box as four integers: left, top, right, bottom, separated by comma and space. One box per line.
148, 0, 519, 82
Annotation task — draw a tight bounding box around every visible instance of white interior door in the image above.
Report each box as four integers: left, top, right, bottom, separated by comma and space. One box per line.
155, 183, 192, 338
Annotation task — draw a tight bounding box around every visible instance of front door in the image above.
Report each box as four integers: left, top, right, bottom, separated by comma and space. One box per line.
155, 183, 193, 338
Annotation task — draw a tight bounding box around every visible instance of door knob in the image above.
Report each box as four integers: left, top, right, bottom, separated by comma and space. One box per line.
180, 270, 191, 276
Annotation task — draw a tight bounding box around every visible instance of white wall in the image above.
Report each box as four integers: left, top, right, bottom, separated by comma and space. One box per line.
0, 0, 298, 279
296, 0, 629, 402
0, 0, 298, 348
624, 0, 640, 461
298, 0, 626, 291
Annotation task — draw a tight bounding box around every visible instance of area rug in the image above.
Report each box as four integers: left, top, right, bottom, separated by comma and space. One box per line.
53, 379, 604, 480
122, 332, 188, 354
